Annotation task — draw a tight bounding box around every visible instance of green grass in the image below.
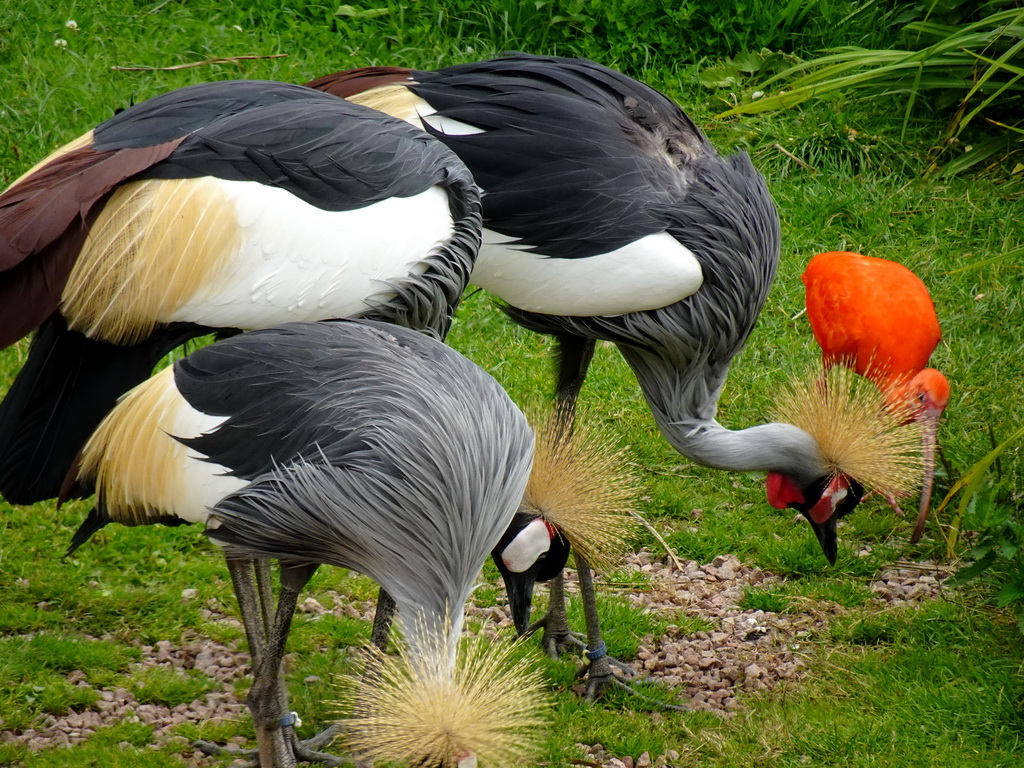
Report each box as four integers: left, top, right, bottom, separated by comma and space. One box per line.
129, 667, 218, 708
1, 0, 1023, 766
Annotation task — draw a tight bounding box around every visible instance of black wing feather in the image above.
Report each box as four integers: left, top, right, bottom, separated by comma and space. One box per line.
143, 98, 472, 212
406, 54, 713, 258
173, 320, 460, 481
92, 80, 325, 150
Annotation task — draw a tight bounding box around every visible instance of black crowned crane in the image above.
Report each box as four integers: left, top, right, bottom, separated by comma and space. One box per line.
308, 53, 910, 692
0, 78, 479, 507
72, 318, 547, 768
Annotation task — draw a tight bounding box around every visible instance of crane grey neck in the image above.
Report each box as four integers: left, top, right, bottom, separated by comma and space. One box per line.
618, 341, 827, 484
502, 150, 828, 483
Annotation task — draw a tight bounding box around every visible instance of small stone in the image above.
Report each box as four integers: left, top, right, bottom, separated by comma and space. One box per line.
300, 597, 324, 613
194, 650, 217, 673
744, 663, 764, 679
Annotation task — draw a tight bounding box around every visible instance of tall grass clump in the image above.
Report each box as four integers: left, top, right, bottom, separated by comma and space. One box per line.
716, 0, 1024, 175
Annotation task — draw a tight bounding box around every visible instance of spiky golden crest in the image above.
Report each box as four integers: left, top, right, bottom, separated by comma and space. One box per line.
62, 177, 238, 343
344, 634, 549, 768
522, 407, 641, 573
772, 366, 924, 499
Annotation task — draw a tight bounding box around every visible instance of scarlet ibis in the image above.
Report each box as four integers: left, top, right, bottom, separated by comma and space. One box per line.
73, 318, 543, 768
0, 79, 480, 507
802, 250, 949, 543
309, 54, 883, 687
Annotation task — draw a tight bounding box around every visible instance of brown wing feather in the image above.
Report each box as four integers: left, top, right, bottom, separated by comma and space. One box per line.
0, 138, 183, 347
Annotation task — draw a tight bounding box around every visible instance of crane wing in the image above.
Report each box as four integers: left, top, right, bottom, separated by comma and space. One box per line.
316, 54, 713, 259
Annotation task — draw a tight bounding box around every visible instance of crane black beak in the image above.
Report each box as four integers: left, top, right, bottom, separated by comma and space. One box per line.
491, 557, 542, 636
801, 473, 863, 565
806, 513, 839, 565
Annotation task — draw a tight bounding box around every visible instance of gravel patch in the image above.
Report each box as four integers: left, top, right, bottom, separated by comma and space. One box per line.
1, 551, 952, 766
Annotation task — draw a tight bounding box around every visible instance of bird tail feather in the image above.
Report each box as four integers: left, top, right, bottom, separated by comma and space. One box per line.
0, 317, 198, 505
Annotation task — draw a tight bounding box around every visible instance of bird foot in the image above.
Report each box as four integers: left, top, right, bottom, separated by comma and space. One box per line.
575, 651, 617, 701
527, 610, 584, 659
193, 724, 345, 767
289, 724, 345, 766
193, 739, 257, 762
572, 657, 689, 711
570, 645, 687, 711
570, 642, 640, 699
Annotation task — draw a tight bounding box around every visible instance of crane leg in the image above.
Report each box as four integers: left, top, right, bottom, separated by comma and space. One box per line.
525, 562, 634, 677
574, 555, 687, 710
554, 334, 595, 426
574, 553, 630, 700
521, 334, 597, 656
247, 566, 305, 768
195, 557, 289, 765
370, 588, 396, 651
528, 573, 580, 657
197, 559, 342, 766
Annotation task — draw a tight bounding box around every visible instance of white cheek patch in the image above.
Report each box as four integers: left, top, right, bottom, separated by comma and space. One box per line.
830, 486, 848, 505
809, 475, 850, 524
501, 519, 552, 573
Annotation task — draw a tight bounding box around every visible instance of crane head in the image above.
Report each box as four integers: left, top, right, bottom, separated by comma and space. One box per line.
492, 514, 571, 635
492, 407, 641, 634
770, 365, 926, 561
767, 471, 865, 564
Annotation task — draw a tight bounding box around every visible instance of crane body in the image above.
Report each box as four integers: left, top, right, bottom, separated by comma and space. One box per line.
75, 319, 540, 767
1, 79, 483, 764
309, 55, 886, 700
311, 55, 851, 538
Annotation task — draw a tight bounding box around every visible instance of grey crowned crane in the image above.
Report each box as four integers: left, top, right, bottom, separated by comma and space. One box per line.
308, 53, 907, 692
72, 318, 547, 768
0, 79, 479, 507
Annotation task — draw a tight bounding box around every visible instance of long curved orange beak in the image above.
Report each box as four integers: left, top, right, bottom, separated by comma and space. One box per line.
911, 412, 942, 544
